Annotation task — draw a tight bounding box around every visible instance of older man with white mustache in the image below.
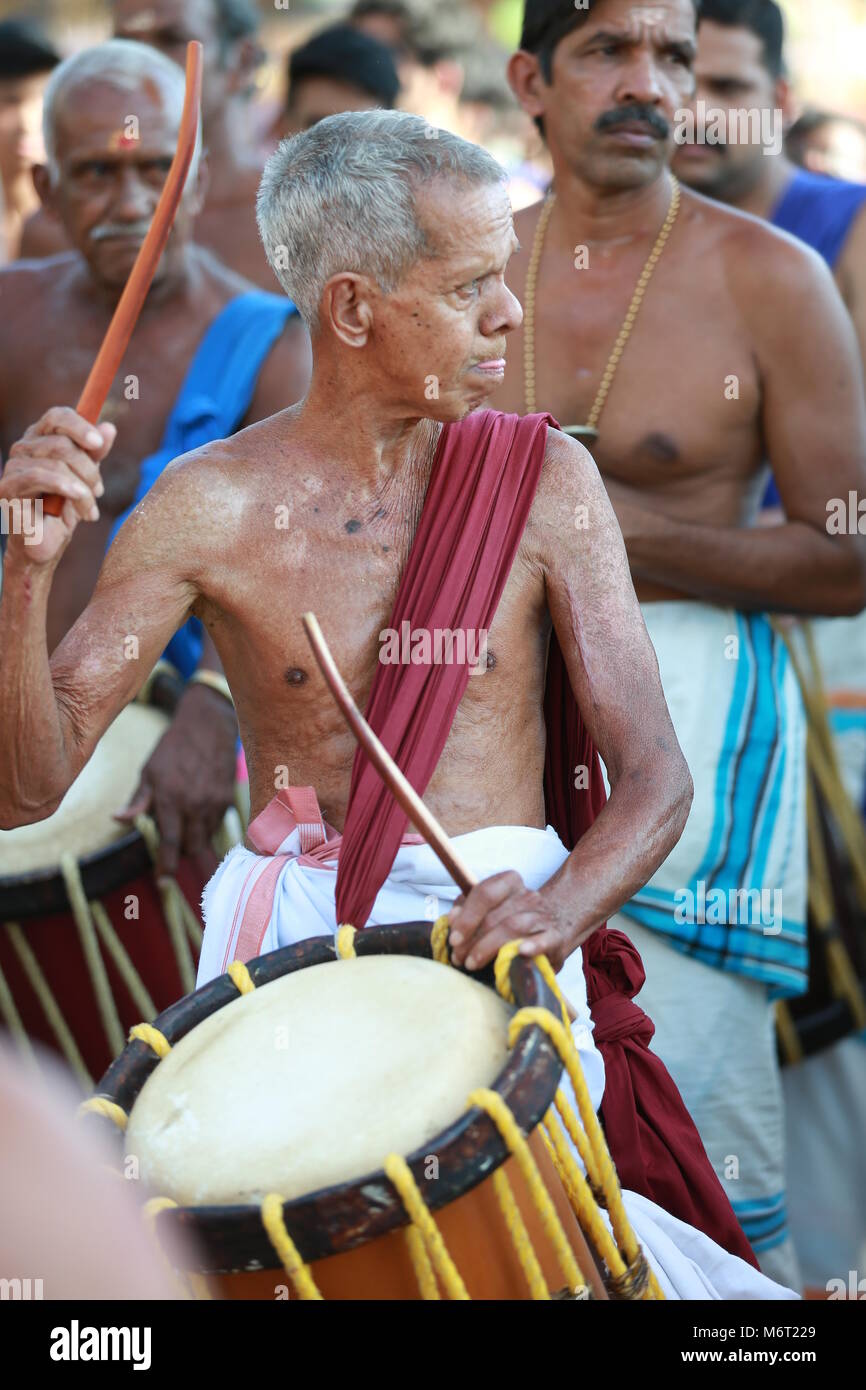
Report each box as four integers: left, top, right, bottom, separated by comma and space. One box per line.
0, 39, 310, 869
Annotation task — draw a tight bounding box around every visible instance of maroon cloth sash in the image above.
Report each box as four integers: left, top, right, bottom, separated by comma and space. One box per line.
335, 409, 758, 1269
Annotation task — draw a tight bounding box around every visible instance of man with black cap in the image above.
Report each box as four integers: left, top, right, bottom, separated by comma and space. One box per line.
0, 16, 59, 262
494, 0, 866, 1290
273, 24, 400, 142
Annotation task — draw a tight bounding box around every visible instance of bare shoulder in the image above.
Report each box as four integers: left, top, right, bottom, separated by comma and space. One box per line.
682, 185, 833, 304
0, 253, 78, 318
525, 427, 616, 565
134, 409, 301, 519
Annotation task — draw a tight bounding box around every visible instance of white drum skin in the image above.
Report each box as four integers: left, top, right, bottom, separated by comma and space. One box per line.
125, 955, 513, 1207
0, 705, 169, 876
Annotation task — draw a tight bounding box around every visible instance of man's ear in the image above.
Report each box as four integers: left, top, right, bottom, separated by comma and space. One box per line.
186, 152, 210, 218
31, 164, 61, 220
321, 273, 375, 348
224, 36, 264, 99
774, 76, 795, 124
507, 50, 549, 122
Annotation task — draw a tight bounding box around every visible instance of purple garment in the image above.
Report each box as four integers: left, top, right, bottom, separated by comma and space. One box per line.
763, 170, 866, 509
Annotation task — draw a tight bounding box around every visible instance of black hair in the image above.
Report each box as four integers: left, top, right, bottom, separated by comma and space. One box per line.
696, 0, 785, 78
520, 0, 697, 80
212, 0, 260, 43
288, 24, 400, 110
0, 17, 60, 80
786, 109, 866, 161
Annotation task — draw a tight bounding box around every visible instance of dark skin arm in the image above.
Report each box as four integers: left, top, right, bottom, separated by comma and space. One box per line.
449, 430, 693, 973
836, 202, 866, 376
115, 313, 310, 873
0, 409, 199, 828
606, 239, 866, 615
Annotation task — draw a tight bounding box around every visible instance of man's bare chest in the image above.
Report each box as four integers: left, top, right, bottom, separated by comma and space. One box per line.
499, 257, 762, 498
204, 505, 547, 728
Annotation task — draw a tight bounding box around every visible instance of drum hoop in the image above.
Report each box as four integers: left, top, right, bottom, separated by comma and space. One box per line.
0, 827, 151, 918
91, 921, 567, 1274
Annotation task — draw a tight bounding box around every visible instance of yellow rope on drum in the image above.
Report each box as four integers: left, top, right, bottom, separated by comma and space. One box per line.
78, 1095, 129, 1130
404, 1224, 441, 1299
431, 916, 451, 964
508, 1004, 662, 1298
540, 1108, 649, 1298
261, 1194, 323, 1300
129, 1022, 171, 1059
135, 815, 196, 994
227, 960, 255, 995
493, 939, 570, 1029
0, 954, 38, 1067
468, 1086, 587, 1298
3, 920, 93, 1089
490, 1166, 551, 1300
335, 924, 357, 959
384, 1153, 470, 1300
88, 900, 157, 1021
60, 852, 125, 1058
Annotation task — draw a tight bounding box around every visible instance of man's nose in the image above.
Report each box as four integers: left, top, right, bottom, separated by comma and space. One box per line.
614, 49, 666, 108
482, 282, 523, 338
110, 167, 156, 221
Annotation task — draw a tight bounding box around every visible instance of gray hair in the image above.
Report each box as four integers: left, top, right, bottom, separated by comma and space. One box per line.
257, 109, 507, 329
42, 39, 202, 182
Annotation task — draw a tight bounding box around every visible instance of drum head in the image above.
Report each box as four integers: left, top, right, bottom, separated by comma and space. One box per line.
126, 955, 513, 1207
0, 705, 169, 901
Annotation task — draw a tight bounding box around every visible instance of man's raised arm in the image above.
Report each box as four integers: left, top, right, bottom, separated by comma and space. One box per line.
448, 430, 693, 973
0, 408, 197, 828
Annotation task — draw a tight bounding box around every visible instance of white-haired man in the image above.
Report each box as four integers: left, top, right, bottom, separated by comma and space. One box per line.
0, 39, 310, 869
0, 109, 795, 1298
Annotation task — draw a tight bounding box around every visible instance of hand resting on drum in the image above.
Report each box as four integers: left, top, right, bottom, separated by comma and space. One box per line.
115, 681, 238, 878
448, 869, 577, 976
0, 407, 116, 566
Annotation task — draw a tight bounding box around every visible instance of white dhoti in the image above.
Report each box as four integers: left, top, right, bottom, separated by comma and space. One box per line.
200, 818, 795, 1301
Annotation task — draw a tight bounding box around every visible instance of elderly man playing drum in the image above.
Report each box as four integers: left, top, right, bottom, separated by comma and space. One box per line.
0, 111, 793, 1298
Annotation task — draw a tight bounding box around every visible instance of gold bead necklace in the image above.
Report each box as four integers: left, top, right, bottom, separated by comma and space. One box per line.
523, 175, 681, 442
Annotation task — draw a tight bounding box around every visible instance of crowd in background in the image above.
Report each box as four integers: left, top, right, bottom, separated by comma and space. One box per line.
2, 0, 866, 266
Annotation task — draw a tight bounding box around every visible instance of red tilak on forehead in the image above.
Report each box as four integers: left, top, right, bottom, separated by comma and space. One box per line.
109, 128, 138, 150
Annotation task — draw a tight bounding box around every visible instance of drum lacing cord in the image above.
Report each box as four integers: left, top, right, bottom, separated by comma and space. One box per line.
129, 1022, 172, 1059
142, 1197, 197, 1300
261, 1195, 323, 1300
78, 1095, 129, 1130
336, 924, 357, 959
468, 1087, 588, 1300
540, 1107, 646, 1299
494, 941, 605, 1205
431, 916, 451, 964
491, 938, 660, 1299
227, 960, 255, 994
383, 1154, 470, 1300
136, 816, 198, 993
507, 1004, 662, 1301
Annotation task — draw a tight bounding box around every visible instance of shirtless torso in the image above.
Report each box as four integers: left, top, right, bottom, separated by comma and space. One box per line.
495, 181, 866, 609
0, 245, 309, 649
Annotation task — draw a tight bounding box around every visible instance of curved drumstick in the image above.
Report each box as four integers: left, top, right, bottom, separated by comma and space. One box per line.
43, 40, 204, 517
302, 612, 478, 895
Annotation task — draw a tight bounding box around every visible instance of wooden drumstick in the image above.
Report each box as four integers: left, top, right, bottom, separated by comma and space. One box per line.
42, 41, 204, 517
302, 612, 479, 896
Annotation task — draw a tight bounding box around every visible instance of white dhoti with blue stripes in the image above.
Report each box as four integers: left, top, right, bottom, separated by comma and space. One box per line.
607, 602, 808, 1290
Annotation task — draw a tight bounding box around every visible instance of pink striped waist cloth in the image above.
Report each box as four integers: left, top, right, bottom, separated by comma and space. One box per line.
222, 787, 424, 972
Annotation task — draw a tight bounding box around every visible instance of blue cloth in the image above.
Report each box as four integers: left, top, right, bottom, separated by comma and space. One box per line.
107, 290, 296, 676
763, 170, 866, 509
